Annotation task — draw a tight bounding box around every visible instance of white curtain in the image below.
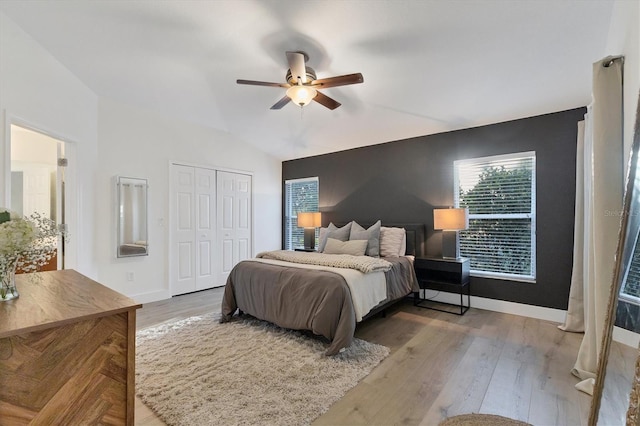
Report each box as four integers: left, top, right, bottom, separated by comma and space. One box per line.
559, 57, 624, 395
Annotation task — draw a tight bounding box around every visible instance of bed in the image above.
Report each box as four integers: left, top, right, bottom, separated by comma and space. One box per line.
221, 222, 424, 355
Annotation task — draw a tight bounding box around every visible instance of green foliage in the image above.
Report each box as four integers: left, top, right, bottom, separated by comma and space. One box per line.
291, 182, 319, 214
458, 165, 533, 276
459, 165, 531, 214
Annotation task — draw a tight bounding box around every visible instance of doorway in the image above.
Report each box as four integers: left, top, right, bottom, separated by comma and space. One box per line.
10, 124, 67, 270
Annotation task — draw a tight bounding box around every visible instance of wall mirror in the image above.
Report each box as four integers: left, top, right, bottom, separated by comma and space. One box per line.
116, 176, 148, 258
590, 93, 640, 425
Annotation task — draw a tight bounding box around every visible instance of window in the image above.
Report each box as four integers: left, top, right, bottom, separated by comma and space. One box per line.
284, 177, 319, 250
454, 152, 536, 281
620, 232, 640, 305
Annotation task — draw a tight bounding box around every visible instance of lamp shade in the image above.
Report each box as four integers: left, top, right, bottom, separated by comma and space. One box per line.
297, 212, 322, 228
433, 208, 469, 230
286, 85, 318, 107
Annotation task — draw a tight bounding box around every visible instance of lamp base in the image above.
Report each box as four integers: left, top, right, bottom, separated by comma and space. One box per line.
303, 227, 316, 250
442, 230, 461, 259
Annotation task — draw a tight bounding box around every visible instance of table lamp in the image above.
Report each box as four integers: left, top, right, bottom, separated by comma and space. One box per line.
297, 212, 322, 250
434, 208, 469, 259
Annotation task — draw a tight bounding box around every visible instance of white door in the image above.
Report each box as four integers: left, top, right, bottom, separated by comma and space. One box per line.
171, 165, 217, 295
217, 171, 252, 285
194, 168, 216, 290
171, 165, 196, 296
21, 165, 51, 218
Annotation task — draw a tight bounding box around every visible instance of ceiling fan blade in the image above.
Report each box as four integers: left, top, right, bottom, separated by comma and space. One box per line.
286, 51, 307, 83
311, 73, 364, 88
270, 95, 292, 110
313, 91, 341, 110
237, 79, 290, 88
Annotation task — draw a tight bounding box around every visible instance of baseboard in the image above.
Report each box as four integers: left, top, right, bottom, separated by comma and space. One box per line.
613, 326, 640, 349
421, 289, 567, 323
423, 290, 640, 347
130, 289, 172, 304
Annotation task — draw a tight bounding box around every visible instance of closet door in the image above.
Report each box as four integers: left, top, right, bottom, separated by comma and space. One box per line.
216, 171, 252, 285
170, 165, 216, 295
171, 165, 196, 296
194, 168, 216, 290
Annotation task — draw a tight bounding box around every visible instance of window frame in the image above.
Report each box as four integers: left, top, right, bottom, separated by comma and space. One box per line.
284, 177, 319, 250
454, 151, 537, 282
619, 231, 640, 306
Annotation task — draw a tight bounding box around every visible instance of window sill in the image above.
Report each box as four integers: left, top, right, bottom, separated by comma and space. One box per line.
471, 271, 536, 284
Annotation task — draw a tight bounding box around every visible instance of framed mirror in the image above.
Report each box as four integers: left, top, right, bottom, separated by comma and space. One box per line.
116, 176, 148, 258
590, 92, 640, 425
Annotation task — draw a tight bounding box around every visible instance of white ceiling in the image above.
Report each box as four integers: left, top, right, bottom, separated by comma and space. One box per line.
1, 0, 614, 160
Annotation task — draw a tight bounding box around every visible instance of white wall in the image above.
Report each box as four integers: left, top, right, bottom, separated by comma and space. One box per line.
0, 11, 99, 277
606, 0, 640, 160
96, 98, 281, 302
1, 11, 282, 301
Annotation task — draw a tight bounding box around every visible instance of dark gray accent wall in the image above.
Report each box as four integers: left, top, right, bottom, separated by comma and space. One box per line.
283, 107, 586, 310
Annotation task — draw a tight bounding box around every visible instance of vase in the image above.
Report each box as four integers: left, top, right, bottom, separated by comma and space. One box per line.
0, 262, 19, 301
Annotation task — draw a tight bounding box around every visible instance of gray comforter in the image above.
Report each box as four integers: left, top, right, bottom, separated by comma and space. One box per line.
220, 256, 418, 355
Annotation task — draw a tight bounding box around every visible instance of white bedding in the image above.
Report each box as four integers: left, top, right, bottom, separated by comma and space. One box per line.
248, 258, 387, 322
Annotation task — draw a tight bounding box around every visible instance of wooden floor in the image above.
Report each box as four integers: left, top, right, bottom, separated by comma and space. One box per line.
134, 288, 637, 425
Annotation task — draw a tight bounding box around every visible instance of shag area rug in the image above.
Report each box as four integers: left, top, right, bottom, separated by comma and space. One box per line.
136, 313, 389, 426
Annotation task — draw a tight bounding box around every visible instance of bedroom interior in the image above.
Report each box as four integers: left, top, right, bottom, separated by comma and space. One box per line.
0, 0, 639, 425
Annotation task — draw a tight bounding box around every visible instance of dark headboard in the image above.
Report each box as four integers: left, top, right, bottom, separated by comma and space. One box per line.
333, 222, 426, 257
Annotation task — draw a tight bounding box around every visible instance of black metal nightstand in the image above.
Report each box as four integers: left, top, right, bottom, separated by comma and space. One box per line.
414, 257, 470, 315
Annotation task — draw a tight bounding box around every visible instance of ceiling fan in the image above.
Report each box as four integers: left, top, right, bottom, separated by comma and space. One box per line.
236, 51, 364, 110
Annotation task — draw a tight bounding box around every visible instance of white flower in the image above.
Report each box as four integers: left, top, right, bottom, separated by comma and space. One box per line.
0, 208, 66, 275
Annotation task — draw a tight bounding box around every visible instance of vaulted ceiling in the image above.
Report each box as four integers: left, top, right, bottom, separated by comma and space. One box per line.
0, 0, 614, 160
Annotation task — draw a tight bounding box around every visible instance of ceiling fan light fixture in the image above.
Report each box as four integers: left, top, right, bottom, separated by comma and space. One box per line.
286, 85, 317, 107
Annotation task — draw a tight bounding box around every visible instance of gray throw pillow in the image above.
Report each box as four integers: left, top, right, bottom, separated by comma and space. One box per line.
319, 222, 352, 252
349, 220, 381, 257
323, 238, 368, 256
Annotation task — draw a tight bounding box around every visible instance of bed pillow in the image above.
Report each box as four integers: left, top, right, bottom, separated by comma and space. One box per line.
379, 226, 406, 257
349, 220, 381, 257
323, 238, 368, 256
318, 222, 352, 252
318, 227, 327, 246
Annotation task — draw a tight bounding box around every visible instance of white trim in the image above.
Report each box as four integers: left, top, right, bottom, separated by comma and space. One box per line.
284, 176, 319, 184
423, 290, 640, 347
613, 326, 640, 349
130, 289, 172, 304
619, 291, 640, 305
471, 271, 536, 283
455, 150, 537, 167
422, 289, 567, 323
454, 151, 536, 280
170, 160, 254, 177
4, 113, 80, 271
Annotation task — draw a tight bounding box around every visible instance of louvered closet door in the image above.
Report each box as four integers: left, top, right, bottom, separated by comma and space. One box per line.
216, 171, 252, 286
170, 165, 217, 295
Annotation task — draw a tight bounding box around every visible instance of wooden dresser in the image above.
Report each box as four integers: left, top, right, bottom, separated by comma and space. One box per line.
0, 270, 142, 425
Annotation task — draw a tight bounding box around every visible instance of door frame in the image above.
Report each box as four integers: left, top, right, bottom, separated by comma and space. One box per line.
3, 114, 79, 270
168, 160, 254, 295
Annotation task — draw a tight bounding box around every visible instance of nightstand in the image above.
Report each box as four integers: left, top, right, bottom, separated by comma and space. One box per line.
294, 247, 317, 252
414, 257, 470, 315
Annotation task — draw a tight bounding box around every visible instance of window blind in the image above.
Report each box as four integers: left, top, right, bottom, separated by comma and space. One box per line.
284, 177, 319, 250
621, 232, 640, 305
455, 152, 536, 280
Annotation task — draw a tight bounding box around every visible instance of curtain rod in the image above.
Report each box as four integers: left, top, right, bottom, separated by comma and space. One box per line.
602, 55, 624, 68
